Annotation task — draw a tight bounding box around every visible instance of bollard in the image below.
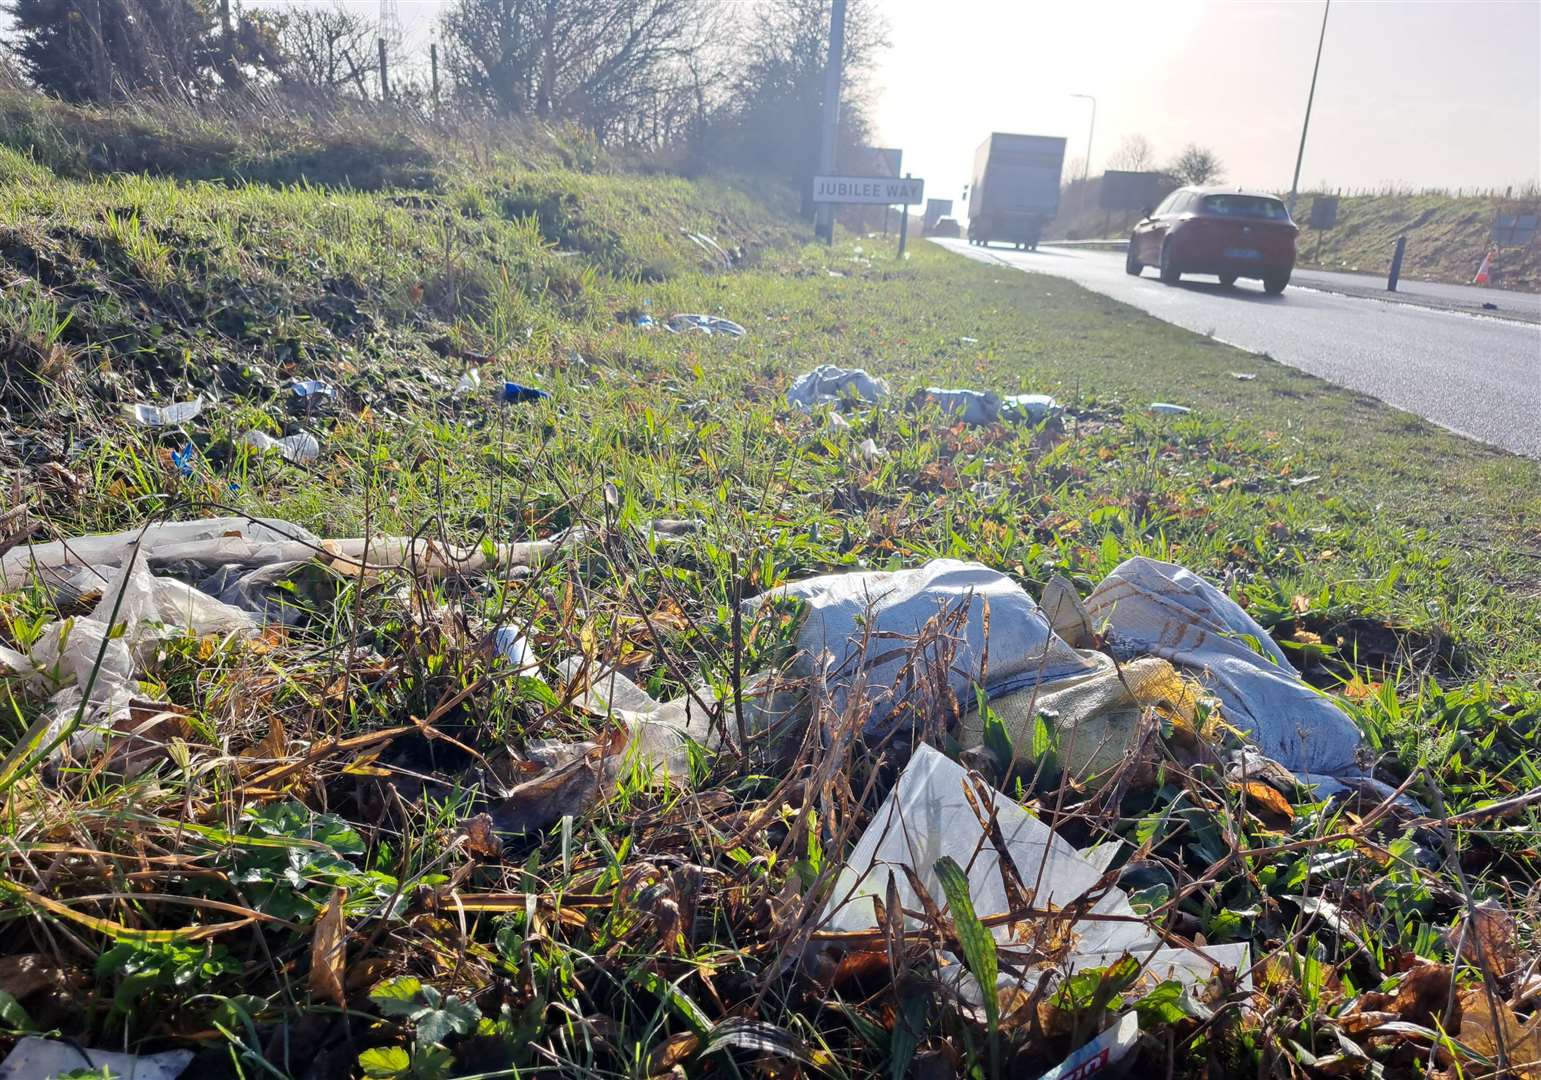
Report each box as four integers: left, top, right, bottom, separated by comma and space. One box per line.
1387, 235, 1406, 292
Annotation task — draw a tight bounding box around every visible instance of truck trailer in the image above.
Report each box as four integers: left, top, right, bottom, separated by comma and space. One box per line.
967, 133, 1067, 250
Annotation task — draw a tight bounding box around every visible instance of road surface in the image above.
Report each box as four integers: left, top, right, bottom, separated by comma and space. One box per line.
1045, 241, 1540, 321
1289, 266, 1541, 321
935, 239, 1541, 458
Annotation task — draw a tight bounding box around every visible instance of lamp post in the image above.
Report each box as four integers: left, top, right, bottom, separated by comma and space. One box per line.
1071, 93, 1096, 209
1287, 0, 1330, 216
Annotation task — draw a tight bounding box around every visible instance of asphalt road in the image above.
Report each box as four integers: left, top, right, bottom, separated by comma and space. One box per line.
935, 239, 1541, 458
1289, 266, 1541, 321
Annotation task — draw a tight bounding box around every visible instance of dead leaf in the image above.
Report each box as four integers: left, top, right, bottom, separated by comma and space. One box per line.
0, 954, 81, 1002
309, 888, 348, 1006
1457, 902, 1519, 983
488, 729, 626, 835
648, 1032, 700, 1076
1290, 594, 1311, 614
1242, 779, 1296, 821
1390, 963, 1457, 1028
1456, 986, 1541, 1078
459, 813, 503, 859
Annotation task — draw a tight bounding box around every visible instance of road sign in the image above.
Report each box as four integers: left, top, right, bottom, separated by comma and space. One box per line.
1492, 213, 1538, 246
845, 146, 902, 178
1308, 195, 1339, 230
813, 176, 925, 206
1100, 170, 1168, 211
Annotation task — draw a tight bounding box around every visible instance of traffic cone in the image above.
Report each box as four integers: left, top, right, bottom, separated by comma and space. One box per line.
1473, 249, 1492, 286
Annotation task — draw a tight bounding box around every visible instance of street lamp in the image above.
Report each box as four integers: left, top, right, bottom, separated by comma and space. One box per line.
1070, 93, 1096, 189
1287, 0, 1330, 216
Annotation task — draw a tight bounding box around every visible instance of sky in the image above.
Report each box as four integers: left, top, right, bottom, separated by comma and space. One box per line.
14, 0, 1534, 201
867, 0, 1541, 205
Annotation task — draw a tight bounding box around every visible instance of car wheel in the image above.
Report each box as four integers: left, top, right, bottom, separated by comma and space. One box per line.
1218, 273, 1237, 287
1263, 272, 1290, 295
1125, 242, 1143, 276
1158, 242, 1181, 284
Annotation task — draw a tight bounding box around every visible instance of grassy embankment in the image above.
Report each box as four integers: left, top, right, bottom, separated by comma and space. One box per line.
1, 88, 1539, 1079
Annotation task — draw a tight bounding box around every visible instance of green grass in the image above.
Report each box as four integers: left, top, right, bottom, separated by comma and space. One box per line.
0, 140, 1538, 1079
1292, 191, 1541, 290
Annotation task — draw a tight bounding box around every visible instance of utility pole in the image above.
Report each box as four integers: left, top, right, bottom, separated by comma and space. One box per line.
1288, 0, 1331, 216
378, 38, 390, 101
430, 43, 440, 119
1070, 93, 1096, 187
815, 0, 848, 245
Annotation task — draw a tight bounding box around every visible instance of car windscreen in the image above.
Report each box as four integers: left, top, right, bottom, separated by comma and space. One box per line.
1201, 195, 1289, 220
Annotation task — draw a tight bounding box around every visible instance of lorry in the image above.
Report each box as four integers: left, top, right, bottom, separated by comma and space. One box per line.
923, 198, 954, 232
967, 133, 1067, 250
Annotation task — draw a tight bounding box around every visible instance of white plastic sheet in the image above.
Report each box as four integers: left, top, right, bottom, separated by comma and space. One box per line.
821, 745, 1251, 990
751, 560, 1101, 739
785, 366, 890, 411
665, 313, 745, 337
1, 517, 321, 588
1086, 557, 1368, 791
240, 430, 320, 463
920, 387, 1002, 426
1002, 393, 1061, 424
0, 1037, 193, 1080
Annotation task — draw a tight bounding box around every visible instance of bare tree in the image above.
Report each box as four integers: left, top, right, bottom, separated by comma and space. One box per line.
438, 0, 711, 140
1107, 133, 1155, 172
707, 0, 889, 176
272, 5, 379, 97
1168, 143, 1224, 186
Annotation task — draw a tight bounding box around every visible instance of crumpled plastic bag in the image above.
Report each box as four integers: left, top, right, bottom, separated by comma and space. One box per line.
785, 365, 890, 411
240, 429, 320, 463
557, 658, 800, 777
1086, 557, 1370, 791
1001, 393, 1060, 424
665, 313, 745, 337
0, 517, 321, 589
5, 559, 255, 778
196, 560, 319, 625
748, 560, 1103, 741
918, 387, 1002, 426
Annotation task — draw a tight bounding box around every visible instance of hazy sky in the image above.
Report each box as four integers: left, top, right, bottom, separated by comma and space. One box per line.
870, 0, 1540, 203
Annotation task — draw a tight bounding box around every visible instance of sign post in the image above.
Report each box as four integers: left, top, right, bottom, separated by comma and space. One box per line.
812, 175, 925, 258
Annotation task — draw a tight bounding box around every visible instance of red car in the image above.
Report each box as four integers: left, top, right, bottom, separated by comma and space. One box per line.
1126, 187, 1298, 294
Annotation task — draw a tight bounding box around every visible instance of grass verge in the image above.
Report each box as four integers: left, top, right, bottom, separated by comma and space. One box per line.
0, 155, 1538, 1078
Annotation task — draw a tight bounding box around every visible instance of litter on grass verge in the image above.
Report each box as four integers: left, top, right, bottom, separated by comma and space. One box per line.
0, 506, 1526, 1079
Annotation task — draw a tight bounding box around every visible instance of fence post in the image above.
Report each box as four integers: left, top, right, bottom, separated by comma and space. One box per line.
897, 176, 911, 259
1387, 235, 1406, 292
